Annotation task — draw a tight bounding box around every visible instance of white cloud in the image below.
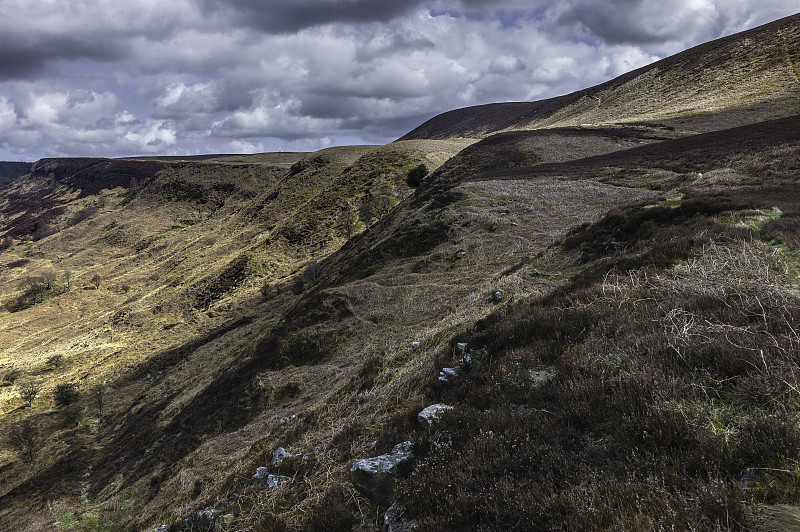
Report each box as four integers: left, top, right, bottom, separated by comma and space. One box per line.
0, 97, 18, 133
0, 0, 796, 159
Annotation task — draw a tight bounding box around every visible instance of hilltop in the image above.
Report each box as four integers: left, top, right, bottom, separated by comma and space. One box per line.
0, 13, 799, 532
401, 13, 800, 140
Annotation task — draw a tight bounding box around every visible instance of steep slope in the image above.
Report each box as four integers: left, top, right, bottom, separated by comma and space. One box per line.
0, 140, 472, 530
401, 12, 800, 140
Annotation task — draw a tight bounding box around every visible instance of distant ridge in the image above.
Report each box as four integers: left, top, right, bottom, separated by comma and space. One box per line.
0, 161, 32, 188
400, 13, 800, 140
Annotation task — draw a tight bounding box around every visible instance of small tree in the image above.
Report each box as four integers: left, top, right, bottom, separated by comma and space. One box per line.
54, 382, 80, 408
19, 381, 42, 407
359, 187, 395, 225
7, 419, 39, 465
62, 269, 73, 291
260, 280, 273, 301
406, 163, 429, 188
336, 204, 359, 240
303, 260, 322, 285
90, 273, 102, 290
91, 384, 107, 419
41, 271, 59, 291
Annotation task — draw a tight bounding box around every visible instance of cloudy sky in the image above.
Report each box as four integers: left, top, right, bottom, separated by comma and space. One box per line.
0, 0, 796, 160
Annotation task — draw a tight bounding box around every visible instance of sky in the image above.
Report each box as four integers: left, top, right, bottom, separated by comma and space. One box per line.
0, 1, 796, 161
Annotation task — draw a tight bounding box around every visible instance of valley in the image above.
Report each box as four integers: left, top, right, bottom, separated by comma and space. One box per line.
1, 13, 799, 532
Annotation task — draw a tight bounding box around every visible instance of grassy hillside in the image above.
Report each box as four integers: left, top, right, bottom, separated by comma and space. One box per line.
401, 13, 800, 140
0, 14, 799, 532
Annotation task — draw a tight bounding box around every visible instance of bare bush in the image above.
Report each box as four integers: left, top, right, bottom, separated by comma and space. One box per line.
6, 419, 39, 465
18, 381, 42, 406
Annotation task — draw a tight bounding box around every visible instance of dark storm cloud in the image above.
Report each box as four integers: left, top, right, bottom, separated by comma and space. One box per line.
200, 0, 427, 32
0, 35, 126, 80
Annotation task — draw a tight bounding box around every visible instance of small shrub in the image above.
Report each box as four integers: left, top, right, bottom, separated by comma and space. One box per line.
68, 205, 98, 226
272, 382, 301, 403
90, 273, 102, 290
302, 486, 359, 532
2, 368, 21, 385
54, 382, 80, 408
406, 163, 428, 188
45, 354, 63, 371
291, 278, 305, 295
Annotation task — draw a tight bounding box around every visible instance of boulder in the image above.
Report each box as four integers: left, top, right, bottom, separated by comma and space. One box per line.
418, 404, 454, 431
252, 467, 292, 488
411, 341, 421, 350
350, 441, 414, 505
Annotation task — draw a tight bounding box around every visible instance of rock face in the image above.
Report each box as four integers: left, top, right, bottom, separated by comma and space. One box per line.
418, 404, 454, 431
252, 467, 292, 488
350, 441, 415, 505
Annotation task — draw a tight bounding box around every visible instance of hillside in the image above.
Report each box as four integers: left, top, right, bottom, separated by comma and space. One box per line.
1, 14, 800, 532
401, 13, 800, 140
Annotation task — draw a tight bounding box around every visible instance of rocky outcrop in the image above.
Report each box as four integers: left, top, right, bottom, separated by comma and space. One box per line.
350, 441, 415, 505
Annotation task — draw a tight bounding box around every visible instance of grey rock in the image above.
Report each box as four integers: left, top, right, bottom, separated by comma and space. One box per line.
418, 404, 454, 430
272, 447, 300, 471
411, 341, 420, 349
350, 441, 415, 505
252, 467, 292, 488
529, 366, 557, 388
215, 493, 242, 512
456, 342, 467, 352
182, 508, 218, 531
456, 250, 466, 258
438, 367, 459, 383
214, 513, 235, 530
278, 414, 297, 425
489, 290, 504, 303
384, 502, 420, 532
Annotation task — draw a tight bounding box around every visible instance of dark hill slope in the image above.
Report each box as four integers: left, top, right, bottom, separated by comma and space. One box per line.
475, 114, 800, 187
422, 125, 680, 189
401, 13, 800, 140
